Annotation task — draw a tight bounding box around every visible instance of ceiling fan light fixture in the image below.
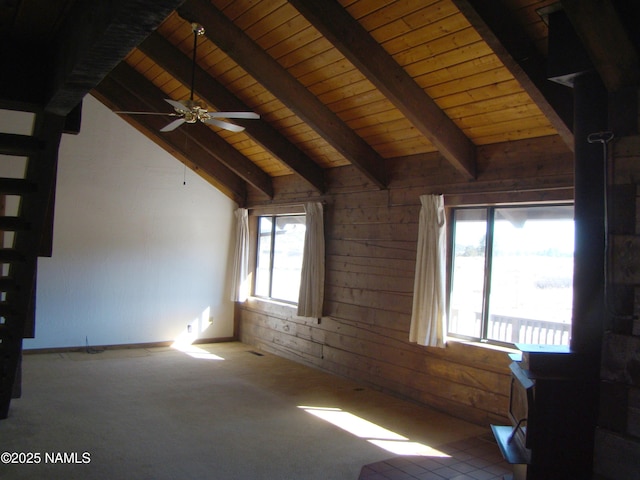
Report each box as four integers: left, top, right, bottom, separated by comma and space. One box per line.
191, 22, 205, 36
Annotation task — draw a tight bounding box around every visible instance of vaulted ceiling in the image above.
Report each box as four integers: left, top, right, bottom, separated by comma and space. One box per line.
2, 0, 639, 205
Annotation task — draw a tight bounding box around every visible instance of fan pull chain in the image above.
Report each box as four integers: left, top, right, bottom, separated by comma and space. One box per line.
183, 131, 187, 186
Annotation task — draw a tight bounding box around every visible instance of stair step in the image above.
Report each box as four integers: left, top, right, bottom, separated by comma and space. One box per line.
0, 249, 25, 263
0, 303, 22, 318
0, 278, 19, 292
0, 178, 37, 195
0, 133, 42, 157
0, 217, 30, 232
1, 111, 63, 420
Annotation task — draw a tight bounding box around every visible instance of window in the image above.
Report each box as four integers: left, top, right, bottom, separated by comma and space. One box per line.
254, 214, 306, 303
448, 204, 574, 346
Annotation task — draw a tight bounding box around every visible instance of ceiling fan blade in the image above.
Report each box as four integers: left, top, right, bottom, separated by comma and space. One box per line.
164, 99, 190, 112
114, 111, 180, 116
160, 118, 187, 132
207, 112, 260, 119
203, 118, 245, 133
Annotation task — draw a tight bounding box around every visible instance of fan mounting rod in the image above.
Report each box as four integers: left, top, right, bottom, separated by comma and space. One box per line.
189, 23, 205, 101
189, 22, 204, 100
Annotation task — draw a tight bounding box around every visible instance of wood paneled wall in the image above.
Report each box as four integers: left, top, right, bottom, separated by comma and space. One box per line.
594, 133, 640, 479
237, 134, 573, 426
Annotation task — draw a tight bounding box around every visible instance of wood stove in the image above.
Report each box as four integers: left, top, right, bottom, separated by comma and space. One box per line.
492, 344, 596, 479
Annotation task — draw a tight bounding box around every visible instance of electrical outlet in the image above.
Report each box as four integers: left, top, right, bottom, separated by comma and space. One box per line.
187, 325, 192, 333
209, 316, 214, 324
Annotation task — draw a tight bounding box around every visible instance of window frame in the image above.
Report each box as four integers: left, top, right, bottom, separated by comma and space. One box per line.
446, 202, 574, 347
250, 208, 306, 305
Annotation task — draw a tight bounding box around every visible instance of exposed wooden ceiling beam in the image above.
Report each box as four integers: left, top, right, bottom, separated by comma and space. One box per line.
177, 0, 387, 189
561, 0, 640, 93
289, 0, 476, 180
453, 0, 574, 151
44, 0, 185, 116
138, 32, 325, 193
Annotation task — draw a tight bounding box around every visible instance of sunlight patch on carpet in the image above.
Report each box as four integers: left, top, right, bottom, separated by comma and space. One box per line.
298, 406, 450, 457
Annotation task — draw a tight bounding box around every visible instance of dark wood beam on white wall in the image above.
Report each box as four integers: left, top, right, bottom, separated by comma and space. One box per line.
289, 0, 477, 180
138, 32, 325, 193
177, 0, 387, 189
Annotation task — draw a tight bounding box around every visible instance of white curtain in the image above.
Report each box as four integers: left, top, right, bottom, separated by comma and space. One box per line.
297, 202, 325, 318
409, 194, 447, 348
230, 208, 250, 302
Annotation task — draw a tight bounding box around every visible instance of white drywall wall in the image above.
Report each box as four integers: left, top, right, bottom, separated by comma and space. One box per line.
9, 95, 237, 349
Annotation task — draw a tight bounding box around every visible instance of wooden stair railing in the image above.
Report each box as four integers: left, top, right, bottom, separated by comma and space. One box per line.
0, 112, 64, 419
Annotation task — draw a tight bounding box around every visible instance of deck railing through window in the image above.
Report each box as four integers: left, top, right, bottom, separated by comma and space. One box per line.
449, 310, 571, 346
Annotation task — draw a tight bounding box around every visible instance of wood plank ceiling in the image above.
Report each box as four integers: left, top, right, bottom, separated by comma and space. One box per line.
4, 0, 639, 205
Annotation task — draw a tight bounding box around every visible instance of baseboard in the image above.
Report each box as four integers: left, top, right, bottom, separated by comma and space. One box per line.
193, 336, 236, 345
23, 336, 238, 355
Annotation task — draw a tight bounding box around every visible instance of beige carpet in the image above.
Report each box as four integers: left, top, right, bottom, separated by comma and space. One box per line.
2, 342, 486, 479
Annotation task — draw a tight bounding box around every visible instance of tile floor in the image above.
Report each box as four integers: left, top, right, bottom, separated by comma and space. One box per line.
359, 434, 513, 480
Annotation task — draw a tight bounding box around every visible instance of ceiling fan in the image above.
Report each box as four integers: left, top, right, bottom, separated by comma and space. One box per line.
115, 22, 259, 133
